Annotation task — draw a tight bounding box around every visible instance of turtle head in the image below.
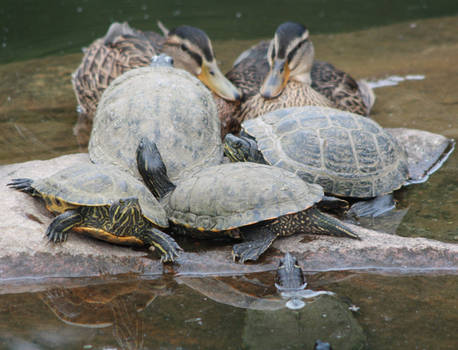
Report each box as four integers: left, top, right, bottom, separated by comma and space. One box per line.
136, 137, 176, 200
275, 252, 307, 291
109, 197, 142, 232
161, 25, 242, 102
261, 22, 314, 99
223, 133, 266, 164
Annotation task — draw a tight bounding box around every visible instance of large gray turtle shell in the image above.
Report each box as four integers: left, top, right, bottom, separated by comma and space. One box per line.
89, 66, 223, 181
34, 162, 168, 227
242, 106, 409, 198
164, 162, 324, 231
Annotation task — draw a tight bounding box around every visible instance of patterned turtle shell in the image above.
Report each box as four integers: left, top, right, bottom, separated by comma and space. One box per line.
242, 106, 409, 198
89, 66, 223, 182
164, 162, 323, 231
32, 162, 168, 228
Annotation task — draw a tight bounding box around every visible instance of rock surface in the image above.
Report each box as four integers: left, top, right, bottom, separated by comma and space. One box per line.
1, 154, 457, 284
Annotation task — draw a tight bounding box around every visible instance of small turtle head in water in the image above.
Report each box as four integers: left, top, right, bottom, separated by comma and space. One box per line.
275, 252, 306, 291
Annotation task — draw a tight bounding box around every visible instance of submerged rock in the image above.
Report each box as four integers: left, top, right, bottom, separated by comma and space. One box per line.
0, 153, 457, 283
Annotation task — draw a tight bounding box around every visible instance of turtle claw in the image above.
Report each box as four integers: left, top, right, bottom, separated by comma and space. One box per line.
158, 242, 182, 263
232, 241, 264, 263
233, 227, 278, 263
148, 228, 183, 263
46, 226, 68, 243
45, 210, 81, 244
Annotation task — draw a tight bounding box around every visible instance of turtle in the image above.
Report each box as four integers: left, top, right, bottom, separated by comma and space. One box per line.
89, 61, 224, 183
135, 137, 359, 263
224, 106, 411, 216
275, 252, 307, 291
7, 162, 181, 262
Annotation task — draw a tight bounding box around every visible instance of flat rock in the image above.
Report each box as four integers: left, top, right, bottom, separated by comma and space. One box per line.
0, 154, 457, 285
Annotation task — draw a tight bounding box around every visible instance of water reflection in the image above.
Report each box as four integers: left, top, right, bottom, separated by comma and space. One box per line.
26, 272, 362, 349
1, 271, 456, 349
39, 279, 168, 349
40, 282, 159, 349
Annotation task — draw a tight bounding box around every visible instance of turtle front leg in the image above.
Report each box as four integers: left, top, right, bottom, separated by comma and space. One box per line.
143, 228, 183, 263
46, 210, 82, 243
233, 226, 278, 263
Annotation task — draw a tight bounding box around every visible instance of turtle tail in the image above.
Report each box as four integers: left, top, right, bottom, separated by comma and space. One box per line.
302, 207, 360, 239
7, 178, 40, 197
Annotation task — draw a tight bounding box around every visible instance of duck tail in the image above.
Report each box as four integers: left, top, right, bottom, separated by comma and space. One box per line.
357, 79, 376, 115
157, 21, 169, 36
103, 22, 137, 45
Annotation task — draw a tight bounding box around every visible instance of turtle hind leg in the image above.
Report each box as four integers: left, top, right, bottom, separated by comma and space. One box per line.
300, 207, 359, 239
233, 226, 278, 263
143, 228, 183, 263
46, 210, 82, 243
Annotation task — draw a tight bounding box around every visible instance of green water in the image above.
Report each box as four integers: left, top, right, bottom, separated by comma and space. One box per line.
0, 1, 457, 349
1, 273, 456, 349
1, 0, 458, 63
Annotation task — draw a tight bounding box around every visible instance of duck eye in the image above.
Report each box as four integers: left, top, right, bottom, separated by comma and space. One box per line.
209, 70, 215, 76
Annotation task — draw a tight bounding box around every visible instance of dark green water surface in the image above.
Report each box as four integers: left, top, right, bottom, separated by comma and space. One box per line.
1, 0, 458, 63
0, 1, 457, 349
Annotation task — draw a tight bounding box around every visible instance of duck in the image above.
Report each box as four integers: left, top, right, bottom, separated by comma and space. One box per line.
218, 22, 375, 128
72, 21, 241, 145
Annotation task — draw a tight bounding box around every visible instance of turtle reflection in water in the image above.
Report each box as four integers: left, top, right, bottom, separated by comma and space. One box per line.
178, 259, 363, 349
7, 162, 181, 262
40, 280, 169, 349
136, 137, 359, 263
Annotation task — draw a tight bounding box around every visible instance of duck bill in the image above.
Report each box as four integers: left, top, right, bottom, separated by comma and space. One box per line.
198, 61, 242, 102
260, 59, 290, 99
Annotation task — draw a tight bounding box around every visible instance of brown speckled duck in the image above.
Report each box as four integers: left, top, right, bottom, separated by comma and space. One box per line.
72, 22, 241, 144
219, 22, 375, 129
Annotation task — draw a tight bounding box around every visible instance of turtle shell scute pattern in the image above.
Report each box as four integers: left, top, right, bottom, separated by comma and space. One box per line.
164, 162, 323, 232
89, 66, 223, 182
242, 106, 409, 198
33, 162, 168, 227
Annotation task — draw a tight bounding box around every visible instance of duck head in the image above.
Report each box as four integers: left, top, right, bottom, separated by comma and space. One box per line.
161, 25, 242, 102
261, 22, 314, 99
